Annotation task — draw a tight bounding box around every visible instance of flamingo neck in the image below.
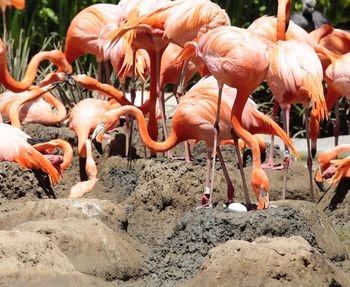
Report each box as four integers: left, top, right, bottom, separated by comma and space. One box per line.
9, 87, 48, 128
0, 49, 70, 93
277, 0, 291, 41
42, 93, 67, 124
104, 105, 179, 153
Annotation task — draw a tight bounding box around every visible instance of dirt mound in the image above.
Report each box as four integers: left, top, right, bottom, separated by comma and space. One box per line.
0, 230, 110, 287
0, 162, 55, 202
178, 236, 350, 287
15, 218, 143, 281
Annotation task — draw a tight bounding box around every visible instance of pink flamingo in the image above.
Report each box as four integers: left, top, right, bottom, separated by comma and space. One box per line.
92, 76, 298, 209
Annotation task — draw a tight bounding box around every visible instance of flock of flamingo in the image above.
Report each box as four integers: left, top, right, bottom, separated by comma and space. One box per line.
0, 0, 350, 211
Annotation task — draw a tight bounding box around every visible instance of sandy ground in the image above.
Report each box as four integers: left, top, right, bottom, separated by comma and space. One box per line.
0, 123, 349, 287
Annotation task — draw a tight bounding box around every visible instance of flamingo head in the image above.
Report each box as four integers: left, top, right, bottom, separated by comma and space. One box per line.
50, 50, 73, 74
309, 109, 320, 159
251, 168, 270, 209
92, 122, 105, 155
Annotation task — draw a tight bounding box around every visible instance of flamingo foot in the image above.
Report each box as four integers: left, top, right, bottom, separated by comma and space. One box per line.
196, 193, 213, 209
262, 161, 283, 170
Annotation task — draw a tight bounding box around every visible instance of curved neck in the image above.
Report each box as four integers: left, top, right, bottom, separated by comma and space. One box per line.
72, 74, 150, 114
75, 124, 91, 158
85, 139, 97, 179
104, 105, 179, 152
9, 87, 49, 128
277, 0, 291, 41
33, 139, 73, 172
42, 93, 67, 124
0, 47, 70, 93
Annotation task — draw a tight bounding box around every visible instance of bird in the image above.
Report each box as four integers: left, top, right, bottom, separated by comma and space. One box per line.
310, 24, 350, 55
69, 139, 98, 199
0, 38, 72, 92
263, 0, 327, 201
68, 97, 115, 181
181, 25, 270, 208
92, 76, 298, 209
329, 155, 350, 187
309, 24, 350, 149
291, 0, 329, 32
314, 144, 350, 190
0, 86, 66, 128
0, 123, 59, 184
64, 3, 120, 84
105, 0, 230, 150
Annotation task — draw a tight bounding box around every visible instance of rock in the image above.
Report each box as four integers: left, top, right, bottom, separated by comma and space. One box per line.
0, 230, 110, 287
15, 218, 142, 281
178, 236, 350, 287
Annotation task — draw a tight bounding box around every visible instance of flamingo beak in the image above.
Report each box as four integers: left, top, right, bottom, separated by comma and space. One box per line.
64, 72, 75, 86
257, 189, 269, 210
314, 168, 324, 192
311, 140, 317, 159
92, 122, 105, 154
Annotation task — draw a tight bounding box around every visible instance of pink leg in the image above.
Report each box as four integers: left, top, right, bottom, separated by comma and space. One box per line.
197, 151, 213, 209
262, 100, 283, 169
334, 101, 340, 147
304, 109, 316, 202
217, 146, 235, 204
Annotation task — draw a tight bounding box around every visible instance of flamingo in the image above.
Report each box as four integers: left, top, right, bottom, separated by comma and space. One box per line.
0, 39, 72, 92
309, 24, 350, 149
314, 144, 350, 190
329, 155, 350, 187
263, 0, 327, 202
105, 0, 230, 151
69, 139, 98, 199
180, 24, 271, 208
0, 123, 59, 184
69, 97, 115, 181
0, 0, 25, 43
92, 76, 298, 209
0, 87, 66, 128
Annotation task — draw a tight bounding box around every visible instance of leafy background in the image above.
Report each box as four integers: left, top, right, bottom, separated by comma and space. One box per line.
1, 0, 349, 137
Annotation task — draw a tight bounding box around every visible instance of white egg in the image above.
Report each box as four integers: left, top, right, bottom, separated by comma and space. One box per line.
227, 202, 248, 213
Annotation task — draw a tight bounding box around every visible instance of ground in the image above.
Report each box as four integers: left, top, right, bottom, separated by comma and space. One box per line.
0, 123, 349, 287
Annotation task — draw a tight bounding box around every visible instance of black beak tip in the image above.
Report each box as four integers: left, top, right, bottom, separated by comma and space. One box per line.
65, 73, 75, 86
311, 148, 317, 159
93, 138, 104, 155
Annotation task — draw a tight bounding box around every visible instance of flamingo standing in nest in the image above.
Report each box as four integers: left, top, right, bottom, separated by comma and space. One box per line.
92, 76, 298, 209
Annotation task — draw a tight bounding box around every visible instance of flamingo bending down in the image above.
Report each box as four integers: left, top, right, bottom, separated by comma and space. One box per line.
92, 76, 298, 209
329, 156, 350, 187
0, 86, 67, 128
0, 39, 72, 92
0, 123, 59, 184
69, 97, 114, 181
69, 139, 98, 199
314, 144, 350, 190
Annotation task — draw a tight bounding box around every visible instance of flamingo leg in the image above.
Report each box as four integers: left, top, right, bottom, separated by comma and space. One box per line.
217, 146, 235, 204
155, 49, 172, 159
334, 101, 340, 147
304, 109, 316, 202
2, 10, 6, 45
262, 100, 283, 169
141, 82, 148, 157
104, 61, 111, 86
127, 50, 137, 164
197, 150, 213, 208
231, 128, 251, 207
